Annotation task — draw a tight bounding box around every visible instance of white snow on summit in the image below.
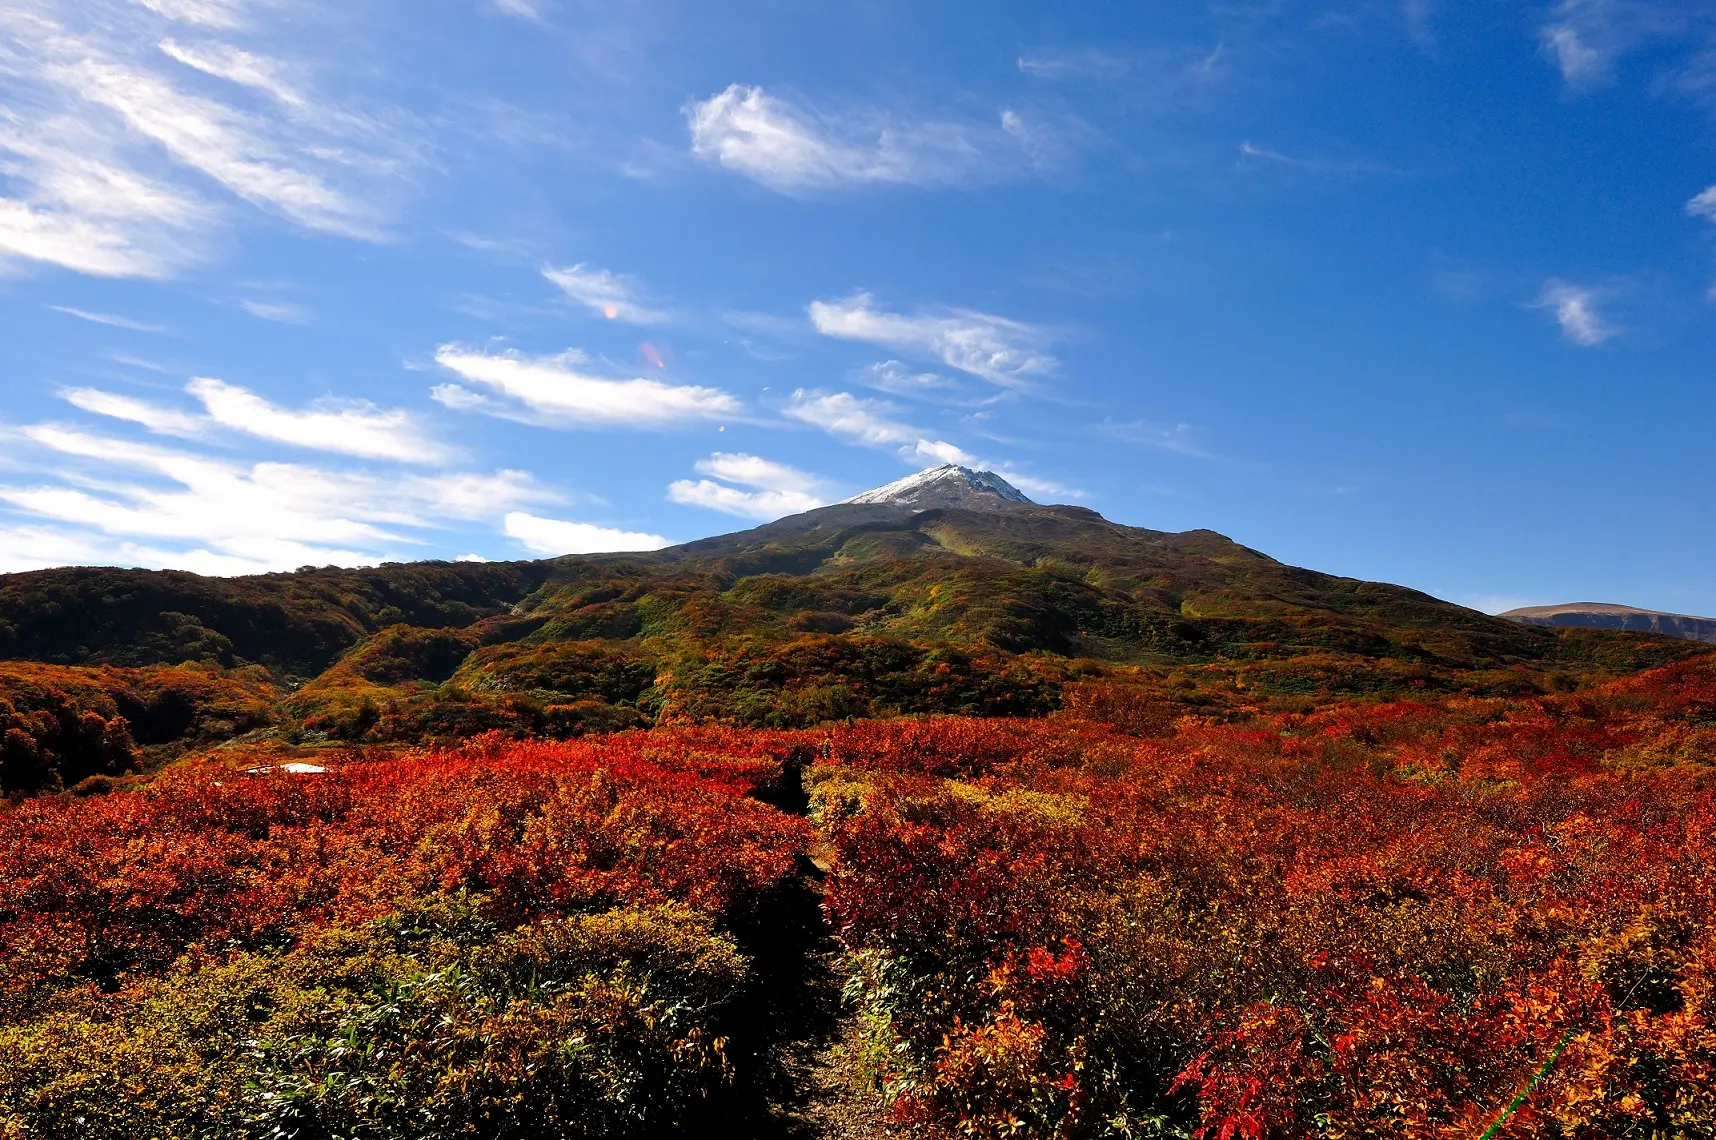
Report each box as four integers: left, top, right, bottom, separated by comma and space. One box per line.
840, 465, 1035, 509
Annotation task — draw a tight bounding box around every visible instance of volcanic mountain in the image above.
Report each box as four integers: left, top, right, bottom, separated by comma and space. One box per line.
0, 466, 1699, 793
839, 464, 1036, 509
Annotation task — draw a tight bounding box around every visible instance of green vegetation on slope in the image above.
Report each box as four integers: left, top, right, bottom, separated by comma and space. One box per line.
0, 503, 1699, 792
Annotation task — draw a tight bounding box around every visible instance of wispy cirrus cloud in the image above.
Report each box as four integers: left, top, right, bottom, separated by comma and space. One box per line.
189, 378, 453, 462
1533, 280, 1616, 345
1017, 49, 1131, 81
136, 0, 249, 30
156, 38, 305, 108
240, 298, 309, 323
860, 360, 969, 402
783, 388, 974, 466
684, 84, 1048, 194
543, 263, 668, 324
1237, 140, 1403, 177
667, 451, 830, 520
0, 423, 549, 574
47, 304, 166, 332
490, 0, 541, 20
1098, 418, 1213, 458
63, 386, 205, 436
809, 293, 1055, 391
0, 0, 418, 277
1537, 0, 1689, 88
65, 58, 374, 238
432, 344, 741, 427
64, 377, 455, 462
1688, 185, 1716, 293
992, 467, 1081, 501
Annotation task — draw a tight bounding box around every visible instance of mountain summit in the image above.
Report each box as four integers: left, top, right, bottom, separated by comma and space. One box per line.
839, 464, 1036, 510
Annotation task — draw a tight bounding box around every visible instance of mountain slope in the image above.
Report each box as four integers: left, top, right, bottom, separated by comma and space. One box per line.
1502, 602, 1716, 645
0, 468, 1700, 791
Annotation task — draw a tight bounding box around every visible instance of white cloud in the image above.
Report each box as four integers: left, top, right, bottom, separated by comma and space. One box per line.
491, 0, 540, 18
910, 438, 979, 466
64, 386, 205, 436
1017, 50, 1131, 80
157, 38, 304, 107
0, 1, 416, 277
1536, 0, 1682, 89
135, 0, 249, 29
186, 377, 452, 462
433, 344, 741, 426
808, 293, 1055, 390
694, 451, 820, 493
861, 360, 966, 401
1099, 418, 1212, 458
1535, 280, 1614, 346
65, 58, 371, 237
1689, 186, 1716, 294
63, 377, 453, 462
0, 424, 550, 574
427, 383, 499, 414
503, 511, 667, 555
666, 451, 829, 520
782, 389, 919, 448
667, 479, 823, 520
47, 304, 165, 331
783, 388, 974, 466
1689, 184, 1716, 221
1542, 23, 1607, 84
0, 523, 118, 575
240, 298, 309, 322
992, 468, 1078, 501
109, 351, 175, 373
0, 176, 200, 278
0, 103, 211, 275
543, 263, 668, 324
685, 84, 1034, 194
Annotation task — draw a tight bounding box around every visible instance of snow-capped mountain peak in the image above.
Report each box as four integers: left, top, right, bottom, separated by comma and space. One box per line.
840, 465, 1036, 510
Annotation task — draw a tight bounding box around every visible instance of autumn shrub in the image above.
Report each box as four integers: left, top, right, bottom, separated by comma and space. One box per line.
807, 689, 1716, 1138
0, 897, 754, 1139
8, 656, 1716, 1137
0, 730, 817, 1138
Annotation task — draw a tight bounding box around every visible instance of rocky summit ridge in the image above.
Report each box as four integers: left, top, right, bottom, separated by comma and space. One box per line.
839, 464, 1035, 510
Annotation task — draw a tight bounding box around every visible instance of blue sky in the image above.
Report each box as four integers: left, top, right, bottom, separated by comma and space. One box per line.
2, 0, 1715, 614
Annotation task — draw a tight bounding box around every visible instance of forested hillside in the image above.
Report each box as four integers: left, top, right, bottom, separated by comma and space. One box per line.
0, 498, 1696, 796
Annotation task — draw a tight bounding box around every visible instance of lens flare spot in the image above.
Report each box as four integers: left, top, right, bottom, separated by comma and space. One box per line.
639, 342, 665, 368
602, 304, 618, 319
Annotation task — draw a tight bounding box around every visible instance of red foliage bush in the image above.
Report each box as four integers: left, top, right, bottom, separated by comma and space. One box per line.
0, 731, 811, 997
811, 659, 1716, 1137
6, 653, 1716, 1136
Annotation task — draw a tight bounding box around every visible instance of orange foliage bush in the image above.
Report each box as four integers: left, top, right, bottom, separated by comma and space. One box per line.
0, 731, 810, 998
813, 656, 1716, 1138
5, 654, 1716, 1136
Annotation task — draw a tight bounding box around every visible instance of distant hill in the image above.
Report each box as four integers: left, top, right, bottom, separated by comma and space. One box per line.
0, 466, 1702, 793
1502, 602, 1716, 645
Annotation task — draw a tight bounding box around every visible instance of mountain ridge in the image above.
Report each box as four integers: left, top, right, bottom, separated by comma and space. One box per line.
0, 467, 1704, 794
1502, 601, 1716, 645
